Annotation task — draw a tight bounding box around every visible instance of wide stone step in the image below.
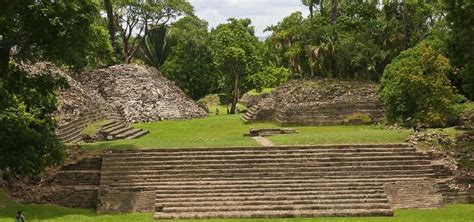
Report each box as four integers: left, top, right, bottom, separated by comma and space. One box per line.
111, 181, 386, 190
103, 152, 425, 163
62, 133, 83, 144
105, 144, 410, 154
160, 203, 392, 213
155, 193, 388, 203
126, 130, 149, 139
100, 122, 124, 131
102, 156, 430, 167
101, 120, 118, 128
154, 189, 385, 200
116, 128, 142, 139
104, 147, 417, 157
100, 172, 433, 185
153, 185, 384, 195
100, 165, 432, 176
156, 198, 390, 208
101, 124, 127, 134
101, 160, 431, 171
109, 127, 134, 137
105, 177, 428, 187
154, 208, 393, 219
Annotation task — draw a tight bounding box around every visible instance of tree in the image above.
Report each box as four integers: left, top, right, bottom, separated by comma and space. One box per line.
161, 16, 218, 100
0, 64, 67, 177
108, 0, 193, 63
445, 0, 474, 99
248, 67, 290, 92
380, 42, 457, 128
210, 18, 261, 114
266, 12, 305, 75
0, 0, 113, 71
140, 25, 173, 69
0, 0, 110, 176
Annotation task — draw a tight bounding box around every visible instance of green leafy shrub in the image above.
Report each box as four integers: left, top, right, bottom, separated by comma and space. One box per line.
344, 113, 372, 125
380, 43, 457, 128
0, 64, 66, 177
248, 67, 290, 93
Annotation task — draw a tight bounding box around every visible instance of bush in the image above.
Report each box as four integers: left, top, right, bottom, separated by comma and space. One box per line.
248, 67, 290, 93
380, 43, 457, 128
344, 113, 372, 125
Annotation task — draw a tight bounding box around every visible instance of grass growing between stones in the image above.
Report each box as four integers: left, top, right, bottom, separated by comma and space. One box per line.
82, 119, 110, 136
1, 189, 473, 222
81, 114, 411, 151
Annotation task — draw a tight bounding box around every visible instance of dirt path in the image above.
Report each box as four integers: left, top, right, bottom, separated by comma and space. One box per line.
252, 136, 275, 147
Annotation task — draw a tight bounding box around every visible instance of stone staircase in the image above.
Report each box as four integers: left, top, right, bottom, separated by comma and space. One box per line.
241, 105, 260, 123
97, 144, 444, 219
99, 121, 149, 140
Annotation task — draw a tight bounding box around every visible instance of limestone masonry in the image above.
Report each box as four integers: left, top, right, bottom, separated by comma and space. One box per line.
15, 144, 472, 219
241, 79, 383, 126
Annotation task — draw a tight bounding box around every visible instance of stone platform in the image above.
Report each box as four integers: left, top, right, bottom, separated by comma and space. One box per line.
94, 144, 450, 219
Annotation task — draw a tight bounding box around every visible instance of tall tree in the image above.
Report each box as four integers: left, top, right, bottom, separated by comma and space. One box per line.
331, 0, 337, 25
103, 0, 118, 54
445, 0, 474, 99
0, 0, 112, 71
210, 18, 261, 114
0, 0, 110, 176
111, 0, 193, 63
161, 16, 218, 100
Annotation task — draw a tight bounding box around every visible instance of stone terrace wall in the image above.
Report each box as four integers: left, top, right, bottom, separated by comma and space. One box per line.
275, 102, 384, 126
11, 156, 102, 209
247, 79, 384, 126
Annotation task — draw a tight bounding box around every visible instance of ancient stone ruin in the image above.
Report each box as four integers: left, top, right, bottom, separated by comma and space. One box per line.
21, 62, 207, 143
241, 79, 383, 126
13, 144, 472, 219
81, 64, 207, 123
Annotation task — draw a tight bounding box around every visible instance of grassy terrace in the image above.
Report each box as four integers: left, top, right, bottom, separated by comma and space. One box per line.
81, 112, 410, 151
1, 190, 473, 222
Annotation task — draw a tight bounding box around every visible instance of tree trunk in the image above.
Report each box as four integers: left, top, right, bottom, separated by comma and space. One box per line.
309, 4, 314, 18
331, 0, 337, 25
103, 0, 116, 52
230, 71, 240, 114
401, 0, 410, 49
320, 0, 324, 15
0, 46, 10, 74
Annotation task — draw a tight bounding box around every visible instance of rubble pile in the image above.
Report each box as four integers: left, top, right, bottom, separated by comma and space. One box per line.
19, 62, 117, 125
246, 79, 381, 110
81, 64, 207, 123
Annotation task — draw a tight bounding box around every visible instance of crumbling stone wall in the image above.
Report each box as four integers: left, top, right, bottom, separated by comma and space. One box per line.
246, 79, 384, 126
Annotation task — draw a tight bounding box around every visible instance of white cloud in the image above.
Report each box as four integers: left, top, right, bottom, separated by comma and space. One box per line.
188, 0, 308, 36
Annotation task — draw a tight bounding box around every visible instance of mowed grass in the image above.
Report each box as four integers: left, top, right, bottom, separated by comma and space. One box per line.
81, 114, 277, 150
1, 189, 473, 222
270, 125, 409, 145
81, 113, 410, 151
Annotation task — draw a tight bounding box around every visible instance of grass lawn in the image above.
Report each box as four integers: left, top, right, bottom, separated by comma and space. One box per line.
1, 189, 473, 222
80, 113, 410, 151
269, 125, 409, 145
81, 114, 277, 150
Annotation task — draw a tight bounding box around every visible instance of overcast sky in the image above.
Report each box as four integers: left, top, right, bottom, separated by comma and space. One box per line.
188, 0, 309, 37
